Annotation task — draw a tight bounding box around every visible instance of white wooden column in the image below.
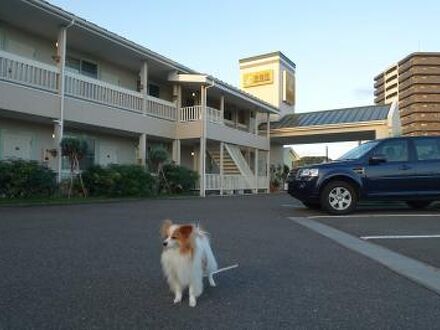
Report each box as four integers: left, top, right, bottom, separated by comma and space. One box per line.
266, 113, 271, 193
55, 26, 67, 183
172, 139, 181, 165
220, 141, 224, 195
138, 133, 147, 166
199, 85, 207, 197
220, 95, 225, 121
175, 84, 182, 122
141, 61, 148, 116
254, 148, 259, 194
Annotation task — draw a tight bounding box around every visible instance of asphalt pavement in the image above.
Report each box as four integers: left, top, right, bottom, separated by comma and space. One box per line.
1, 194, 439, 329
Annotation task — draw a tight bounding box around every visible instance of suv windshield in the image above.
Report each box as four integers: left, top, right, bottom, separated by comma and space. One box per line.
338, 141, 379, 160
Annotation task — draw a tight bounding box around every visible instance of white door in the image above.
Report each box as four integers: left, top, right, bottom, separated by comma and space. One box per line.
99, 145, 118, 166
2, 133, 32, 160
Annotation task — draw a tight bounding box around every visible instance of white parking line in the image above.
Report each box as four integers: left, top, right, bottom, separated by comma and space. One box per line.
289, 217, 440, 295
307, 214, 440, 219
361, 235, 440, 240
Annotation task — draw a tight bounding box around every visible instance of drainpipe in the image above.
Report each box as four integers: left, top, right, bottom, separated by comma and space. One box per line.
200, 79, 215, 197
56, 18, 75, 183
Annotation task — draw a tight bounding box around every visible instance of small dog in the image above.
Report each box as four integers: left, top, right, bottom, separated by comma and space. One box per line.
160, 220, 218, 307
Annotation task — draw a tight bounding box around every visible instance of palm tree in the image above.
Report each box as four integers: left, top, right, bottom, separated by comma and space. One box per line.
60, 137, 88, 198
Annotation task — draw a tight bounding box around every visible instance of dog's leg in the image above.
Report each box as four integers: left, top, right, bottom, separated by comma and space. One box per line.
208, 273, 216, 287
172, 283, 182, 304
188, 285, 197, 307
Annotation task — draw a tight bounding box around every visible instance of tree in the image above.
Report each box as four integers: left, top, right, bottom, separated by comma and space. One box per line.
60, 137, 88, 198
148, 145, 170, 193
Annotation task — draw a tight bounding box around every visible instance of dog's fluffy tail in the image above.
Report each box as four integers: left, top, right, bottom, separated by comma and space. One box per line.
197, 229, 218, 275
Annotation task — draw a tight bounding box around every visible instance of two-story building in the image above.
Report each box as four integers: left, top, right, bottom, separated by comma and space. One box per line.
0, 0, 280, 196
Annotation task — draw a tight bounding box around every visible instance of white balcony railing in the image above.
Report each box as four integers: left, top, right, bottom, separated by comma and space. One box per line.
145, 95, 177, 121
179, 106, 202, 122
179, 106, 223, 124
0, 50, 58, 92
206, 106, 223, 124
0, 50, 177, 121
205, 174, 268, 191
65, 72, 144, 113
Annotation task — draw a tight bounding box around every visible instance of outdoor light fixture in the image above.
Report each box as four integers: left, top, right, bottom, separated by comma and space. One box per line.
191, 151, 195, 156
52, 133, 55, 138
191, 92, 196, 97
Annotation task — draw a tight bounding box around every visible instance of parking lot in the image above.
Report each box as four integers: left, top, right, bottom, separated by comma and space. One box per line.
1, 194, 439, 329
287, 201, 440, 270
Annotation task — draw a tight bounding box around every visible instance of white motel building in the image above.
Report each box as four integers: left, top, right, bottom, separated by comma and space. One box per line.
0, 0, 400, 196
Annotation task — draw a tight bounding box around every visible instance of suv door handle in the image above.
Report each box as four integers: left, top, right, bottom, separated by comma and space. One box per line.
399, 165, 411, 170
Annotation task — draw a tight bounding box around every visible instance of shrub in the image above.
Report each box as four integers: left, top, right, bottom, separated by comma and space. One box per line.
161, 164, 198, 194
0, 160, 56, 199
82, 164, 156, 197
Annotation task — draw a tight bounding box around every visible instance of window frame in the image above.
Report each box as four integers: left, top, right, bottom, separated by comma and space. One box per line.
413, 137, 440, 162
369, 138, 411, 163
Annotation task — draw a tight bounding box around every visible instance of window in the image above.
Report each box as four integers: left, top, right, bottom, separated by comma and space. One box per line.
81, 60, 98, 78
224, 109, 233, 121
373, 139, 409, 162
66, 56, 98, 79
414, 138, 440, 161
148, 84, 160, 98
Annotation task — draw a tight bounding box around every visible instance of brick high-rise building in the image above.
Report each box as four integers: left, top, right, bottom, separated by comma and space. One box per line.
374, 52, 440, 136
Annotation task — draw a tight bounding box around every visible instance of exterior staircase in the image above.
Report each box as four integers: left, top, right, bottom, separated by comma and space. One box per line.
207, 148, 241, 175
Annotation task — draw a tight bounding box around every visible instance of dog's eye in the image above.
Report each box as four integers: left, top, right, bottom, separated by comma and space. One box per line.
171, 236, 177, 240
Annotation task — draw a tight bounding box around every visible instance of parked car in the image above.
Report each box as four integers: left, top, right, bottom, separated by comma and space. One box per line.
286, 136, 440, 214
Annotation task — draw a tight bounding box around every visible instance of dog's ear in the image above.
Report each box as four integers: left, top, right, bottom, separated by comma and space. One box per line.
178, 225, 193, 238
161, 219, 172, 238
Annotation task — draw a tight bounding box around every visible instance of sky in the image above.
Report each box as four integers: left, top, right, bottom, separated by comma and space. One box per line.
48, 0, 440, 158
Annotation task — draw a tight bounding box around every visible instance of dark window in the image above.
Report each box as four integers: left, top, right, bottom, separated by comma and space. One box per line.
148, 84, 160, 98
373, 139, 409, 162
81, 60, 98, 79
66, 57, 98, 79
414, 138, 440, 161
224, 109, 233, 121
66, 56, 81, 73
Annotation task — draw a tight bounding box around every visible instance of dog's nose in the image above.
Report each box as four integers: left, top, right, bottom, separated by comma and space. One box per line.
163, 241, 168, 247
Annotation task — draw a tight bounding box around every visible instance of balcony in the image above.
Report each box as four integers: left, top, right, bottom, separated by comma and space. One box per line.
178, 105, 269, 149
0, 50, 177, 122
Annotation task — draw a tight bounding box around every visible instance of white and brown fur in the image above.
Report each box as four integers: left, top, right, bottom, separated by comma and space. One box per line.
160, 220, 218, 307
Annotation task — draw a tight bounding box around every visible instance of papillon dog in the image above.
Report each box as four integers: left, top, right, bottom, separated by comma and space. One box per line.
160, 219, 218, 307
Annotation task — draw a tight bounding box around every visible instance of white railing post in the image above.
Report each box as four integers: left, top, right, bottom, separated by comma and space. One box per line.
141, 61, 148, 116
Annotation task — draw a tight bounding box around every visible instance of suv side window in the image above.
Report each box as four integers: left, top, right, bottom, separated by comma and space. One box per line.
373, 139, 409, 162
414, 138, 440, 161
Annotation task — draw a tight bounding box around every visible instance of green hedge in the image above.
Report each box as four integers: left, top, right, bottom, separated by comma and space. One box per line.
162, 164, 198, 193
0, 160, 56, 199
82, 164, 156, 197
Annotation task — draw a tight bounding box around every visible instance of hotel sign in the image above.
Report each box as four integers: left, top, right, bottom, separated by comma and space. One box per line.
243, 70, 273, 88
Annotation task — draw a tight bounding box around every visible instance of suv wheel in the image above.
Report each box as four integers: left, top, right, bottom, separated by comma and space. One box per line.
321, 181, 357, 215
406, 200, 432, 209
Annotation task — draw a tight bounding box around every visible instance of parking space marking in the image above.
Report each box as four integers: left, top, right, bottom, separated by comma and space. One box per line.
361, 235, 440, 240
306, 214, 440, 219
289, 217, 440, 296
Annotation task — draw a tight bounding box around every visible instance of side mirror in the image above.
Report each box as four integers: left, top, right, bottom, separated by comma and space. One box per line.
369, 154, 386, 165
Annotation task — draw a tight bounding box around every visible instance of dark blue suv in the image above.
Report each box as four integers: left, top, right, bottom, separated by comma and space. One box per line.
287, 136, 440, 214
